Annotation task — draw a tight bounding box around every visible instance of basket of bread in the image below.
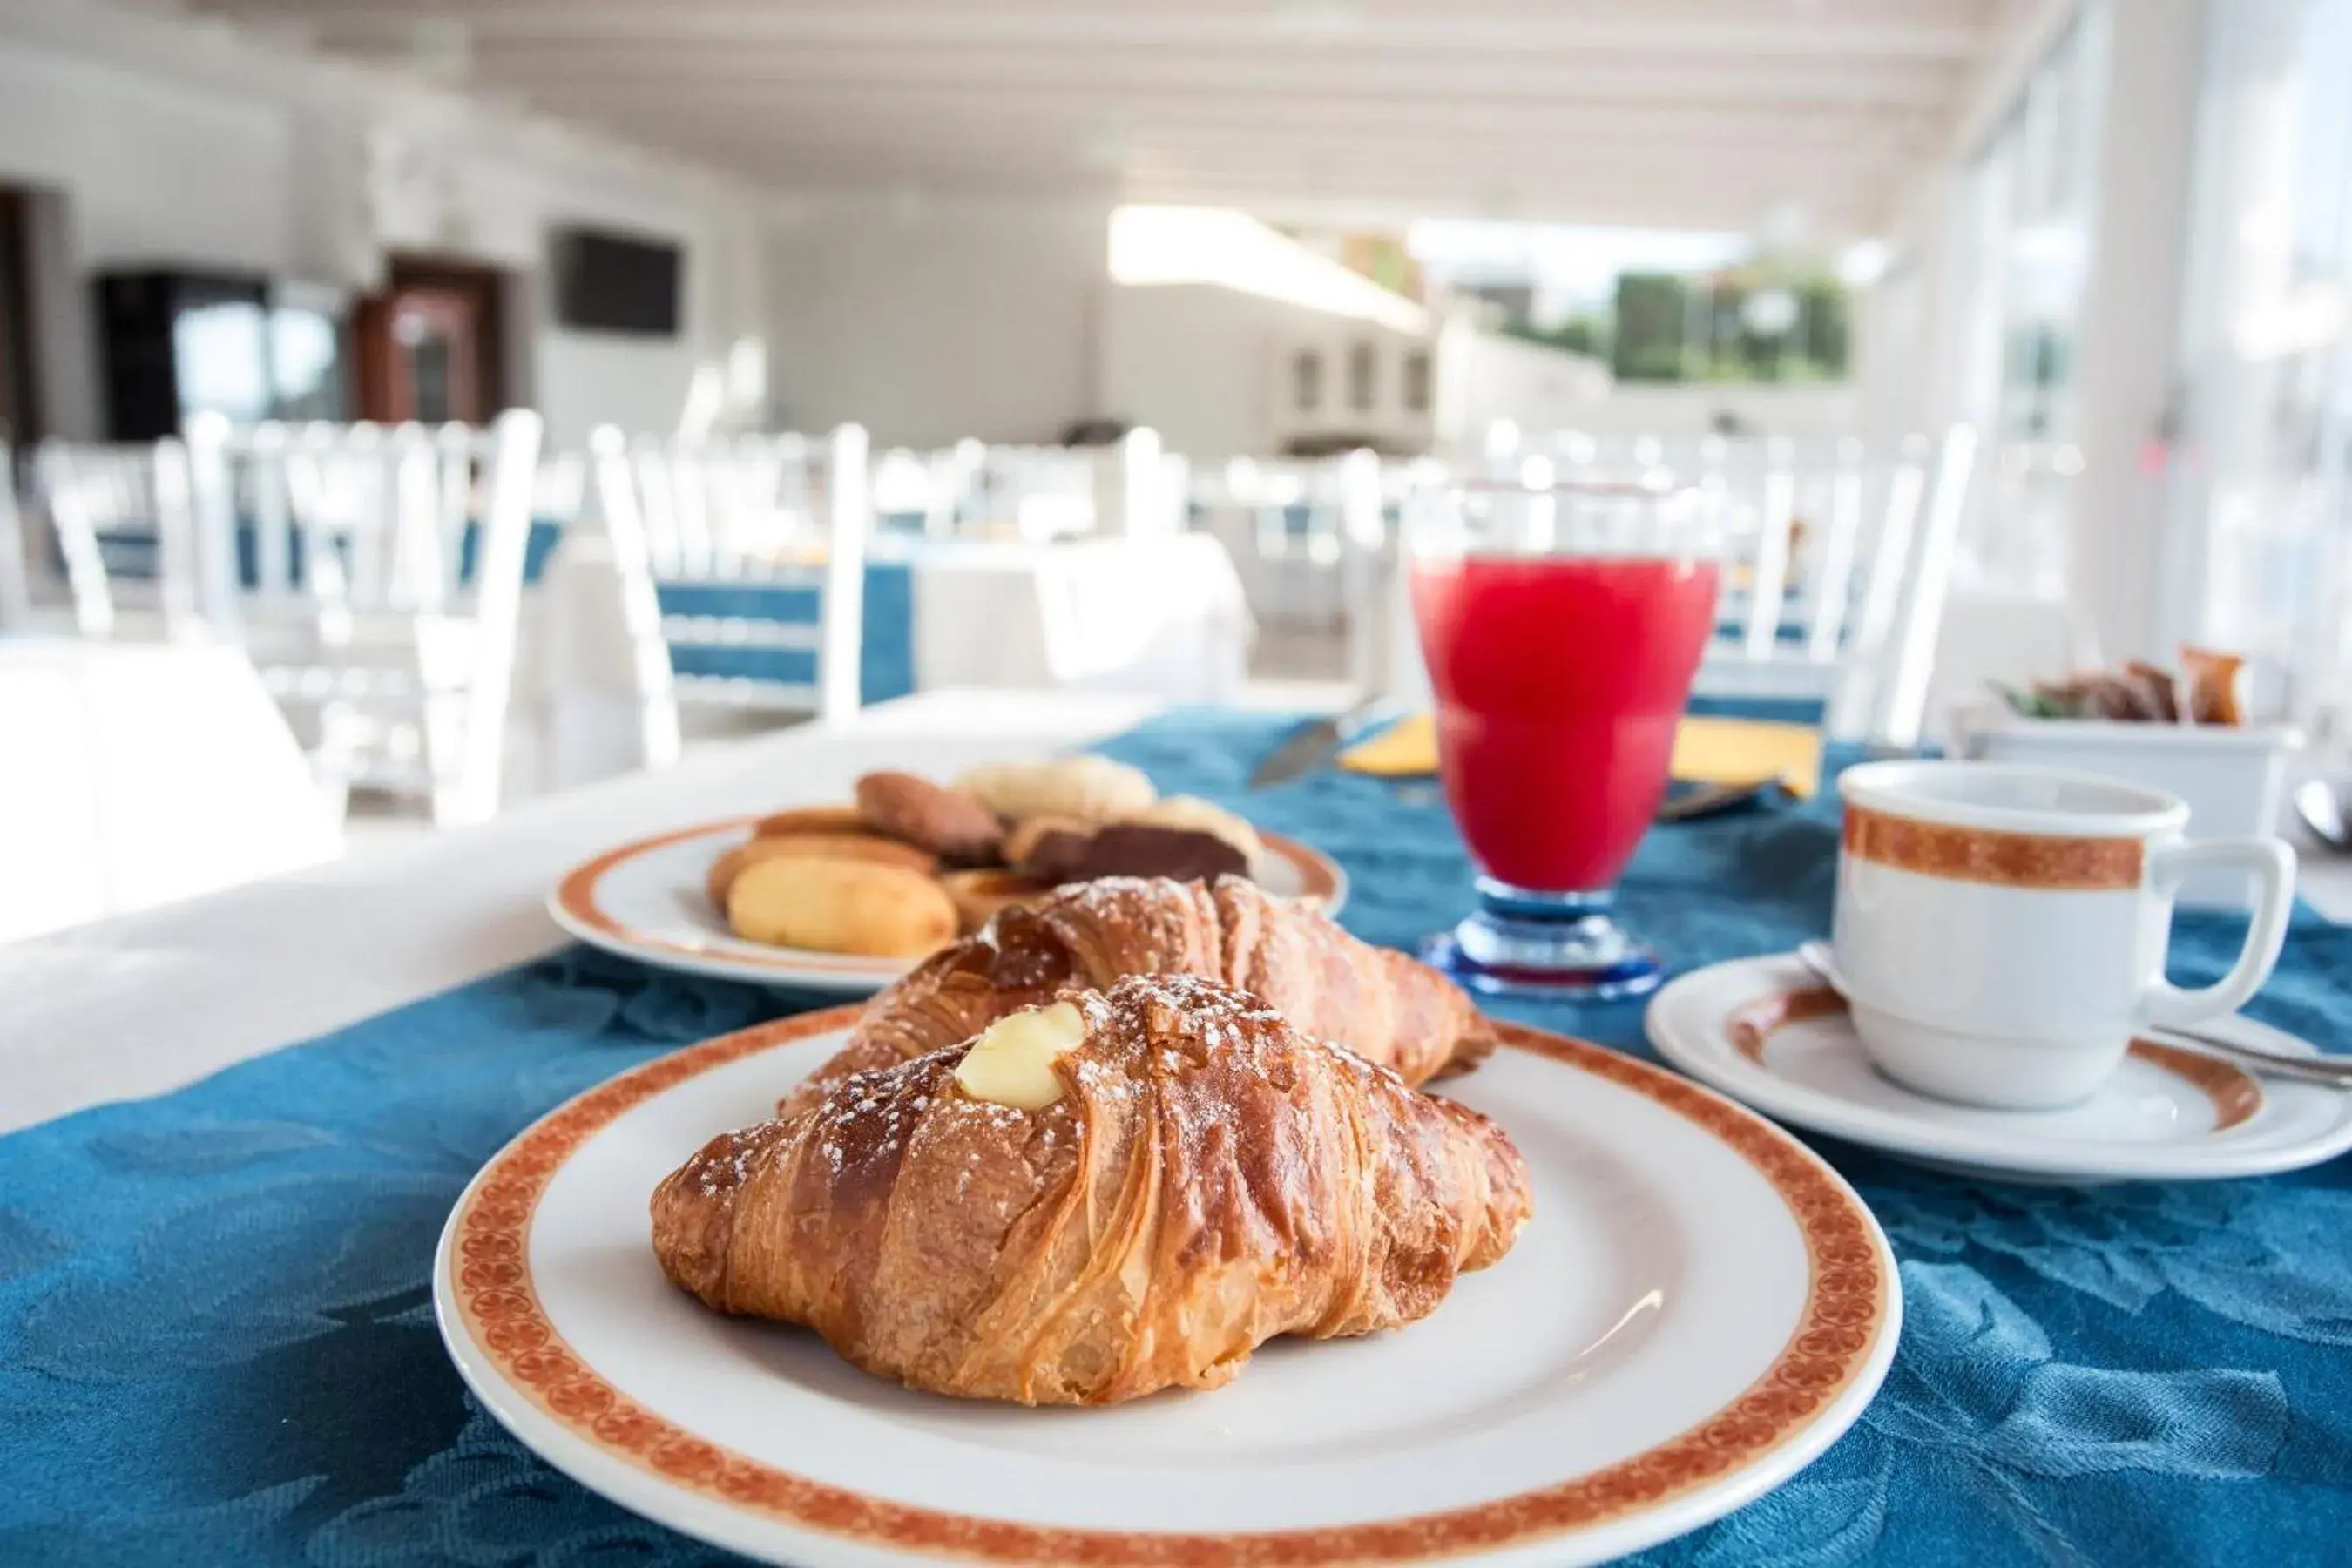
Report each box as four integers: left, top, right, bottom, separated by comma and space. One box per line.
1961, 646, 2302, 909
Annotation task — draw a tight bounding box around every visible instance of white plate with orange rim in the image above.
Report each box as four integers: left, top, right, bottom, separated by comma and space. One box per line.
546, 816, 1348, 995
434, 1006, 1899, 1568
1648, 953, 2352, 1184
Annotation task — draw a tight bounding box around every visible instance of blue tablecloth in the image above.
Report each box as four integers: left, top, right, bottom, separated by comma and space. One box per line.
6, 707, 2351, 1566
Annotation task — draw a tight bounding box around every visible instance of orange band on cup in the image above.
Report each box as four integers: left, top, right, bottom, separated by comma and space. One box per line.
1842, 804, 2144, 891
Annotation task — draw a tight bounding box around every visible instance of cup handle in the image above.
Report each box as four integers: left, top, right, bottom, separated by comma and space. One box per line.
2139, 837, 2297, 1029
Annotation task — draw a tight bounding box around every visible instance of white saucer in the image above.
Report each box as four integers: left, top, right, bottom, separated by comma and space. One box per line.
1647, 953, 2352, 1183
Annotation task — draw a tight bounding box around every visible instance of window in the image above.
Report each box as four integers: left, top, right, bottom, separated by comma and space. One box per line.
1946, 3, 2109, 598
1402, 349, 1432, 413
2165, 0, 2352, 725
1291, 348, 1322, 412
1348, 341, 1377, 413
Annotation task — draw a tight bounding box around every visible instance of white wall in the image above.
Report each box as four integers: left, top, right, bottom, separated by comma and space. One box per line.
0, 0, 770, 445
1437, 325, 1614, 448
765, 195, 1110, 447
1099, 282, 1288, 458
1100, 280, 1441, 457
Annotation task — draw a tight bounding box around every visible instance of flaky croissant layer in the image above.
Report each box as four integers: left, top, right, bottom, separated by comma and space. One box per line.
785, 875, 1496, 1119
652, 975, 1532, 1406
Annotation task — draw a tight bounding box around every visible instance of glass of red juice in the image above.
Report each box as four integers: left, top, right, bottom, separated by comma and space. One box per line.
1409, 478, 1721, 998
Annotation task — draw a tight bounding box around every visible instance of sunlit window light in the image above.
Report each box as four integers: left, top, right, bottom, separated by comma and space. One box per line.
1108, 206, 1429, 334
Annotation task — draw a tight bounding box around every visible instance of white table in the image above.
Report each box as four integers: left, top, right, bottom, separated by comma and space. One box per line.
902, 533, 1253, 699
0, 639, 342, 946
0, 690, 1157, 1135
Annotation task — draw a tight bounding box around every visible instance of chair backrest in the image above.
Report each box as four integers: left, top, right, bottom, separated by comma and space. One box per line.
1190, 453, 1372, 636
452, 409, 548, 821
608, 432, 825, 579
185, 415, 536, 626
592, 422, 870, 722
971, 444, 1097, 540
1683, 427, 1978, 743
30, 437, 208, 639
1376, 429, 1978, 742
1089, 429, 1184, 539
179, 411, 544, 823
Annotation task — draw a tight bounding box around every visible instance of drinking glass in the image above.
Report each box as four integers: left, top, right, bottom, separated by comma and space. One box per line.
1407, 475, 1723, 998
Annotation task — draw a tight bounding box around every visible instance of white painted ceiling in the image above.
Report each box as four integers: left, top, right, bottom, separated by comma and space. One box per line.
187, 0, 2036, 233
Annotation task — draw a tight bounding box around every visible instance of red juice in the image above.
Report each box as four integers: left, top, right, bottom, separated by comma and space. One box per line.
1411, 554, 1721, 891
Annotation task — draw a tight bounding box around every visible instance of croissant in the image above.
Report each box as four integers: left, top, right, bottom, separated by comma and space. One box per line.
784, 875, 1494, 1116
652, 974, 1532, 1405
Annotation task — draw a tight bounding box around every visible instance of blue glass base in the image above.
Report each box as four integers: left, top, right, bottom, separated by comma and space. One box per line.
1423, 880, 1664, 1001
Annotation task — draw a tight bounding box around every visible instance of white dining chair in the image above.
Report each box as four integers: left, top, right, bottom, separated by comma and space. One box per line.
967, 444, 1099, 541
1360, 429, 1978, 744
28, 436, 215, 641
623, 430, 826, 582
590, 422, 869, 722
1089, 428, 1186, 540
183, 410, 546, 827
1193, 455, 1360, 637
1691, 427, 1981, 746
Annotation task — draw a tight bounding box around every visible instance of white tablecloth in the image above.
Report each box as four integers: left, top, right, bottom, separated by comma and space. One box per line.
0, 639, 341, 946
0, 691, 1156, 1134
906, 533, 1253, 700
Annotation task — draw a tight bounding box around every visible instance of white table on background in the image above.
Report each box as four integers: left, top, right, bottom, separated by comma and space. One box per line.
893, 531, 1254, 699
0, 639, 341, 947
4, 685, 2348, 1138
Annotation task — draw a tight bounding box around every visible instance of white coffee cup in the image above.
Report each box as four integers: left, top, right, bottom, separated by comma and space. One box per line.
1831, 760, 2295, 1110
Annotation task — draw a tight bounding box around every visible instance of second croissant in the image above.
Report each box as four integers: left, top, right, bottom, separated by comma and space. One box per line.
784, 874, 1497, 1116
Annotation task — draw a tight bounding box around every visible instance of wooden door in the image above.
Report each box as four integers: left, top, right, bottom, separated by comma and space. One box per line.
0, 189, 34, 443
354, 260, 504, 424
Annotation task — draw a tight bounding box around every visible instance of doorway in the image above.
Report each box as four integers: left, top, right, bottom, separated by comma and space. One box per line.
354, 257, 508, 424
0, 186, 39, 443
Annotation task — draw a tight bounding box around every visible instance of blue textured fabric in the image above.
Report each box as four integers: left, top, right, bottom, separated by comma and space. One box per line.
656, 566, 917, 707
4, 706, 2350, 1567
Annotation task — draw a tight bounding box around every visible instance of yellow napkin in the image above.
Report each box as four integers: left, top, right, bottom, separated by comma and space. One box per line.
1339, 713, 1822, 798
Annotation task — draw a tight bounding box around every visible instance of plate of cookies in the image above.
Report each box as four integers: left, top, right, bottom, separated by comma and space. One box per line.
548, 754, 1347, 993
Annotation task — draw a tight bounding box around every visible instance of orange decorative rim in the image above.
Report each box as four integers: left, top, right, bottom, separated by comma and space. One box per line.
446, 1010, 1894, 1565
1842, 803, 2145, 891
551, 818, 1348, 977
1726, 985, 2262, 1132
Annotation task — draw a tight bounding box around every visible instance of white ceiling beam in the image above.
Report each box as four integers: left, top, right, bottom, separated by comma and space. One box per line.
206, 3, 1994, 59
1117, 181, 1881, 233
444, 47, 1969, 112
508, 84, 1941, 150
541, 106, 1928, 174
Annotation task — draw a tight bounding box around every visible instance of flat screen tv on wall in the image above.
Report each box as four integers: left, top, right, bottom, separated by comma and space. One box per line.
552, 226, 682, 336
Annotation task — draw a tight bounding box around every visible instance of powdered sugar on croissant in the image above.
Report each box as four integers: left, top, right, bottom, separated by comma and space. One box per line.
651, 975, 1532, 1405
783, 875, 1495, 1116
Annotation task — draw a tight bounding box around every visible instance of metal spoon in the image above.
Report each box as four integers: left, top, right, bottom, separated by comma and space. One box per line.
2295, 778, 2352, 853
1793, 940, 2352, 1089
